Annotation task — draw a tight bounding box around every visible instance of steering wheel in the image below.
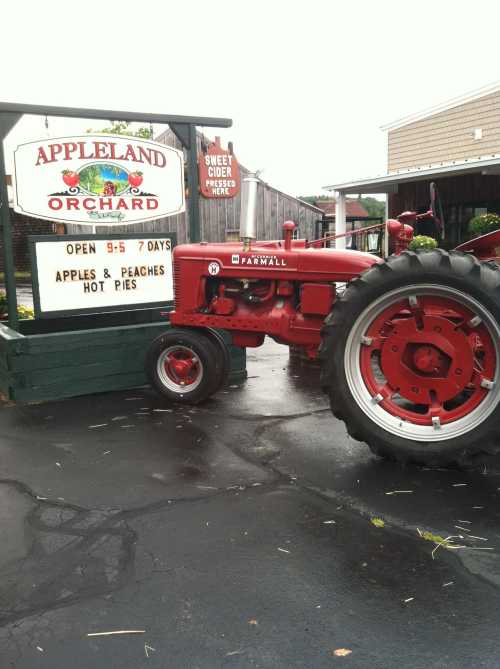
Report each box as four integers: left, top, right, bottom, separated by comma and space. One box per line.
430, 182, 445, 239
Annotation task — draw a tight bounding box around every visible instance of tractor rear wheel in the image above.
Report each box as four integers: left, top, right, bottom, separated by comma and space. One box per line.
146, 328, 224, 404
320, 250, 500, 466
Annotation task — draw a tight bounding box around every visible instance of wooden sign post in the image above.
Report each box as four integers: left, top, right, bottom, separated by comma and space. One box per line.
0, 103, 250, 403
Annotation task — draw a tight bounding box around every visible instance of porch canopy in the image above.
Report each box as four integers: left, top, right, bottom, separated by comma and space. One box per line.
324, 154, 500, 248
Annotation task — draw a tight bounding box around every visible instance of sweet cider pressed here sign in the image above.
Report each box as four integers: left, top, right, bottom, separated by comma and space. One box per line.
31, 234, 174, 317
198, 136, 240, 198
13, 135, 185, 225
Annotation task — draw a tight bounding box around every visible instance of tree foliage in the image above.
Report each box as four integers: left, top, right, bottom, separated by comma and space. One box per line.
357, 196, 385, 219
87, 121, 153, 139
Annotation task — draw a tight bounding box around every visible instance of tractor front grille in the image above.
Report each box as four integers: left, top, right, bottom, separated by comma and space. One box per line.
173, 260, 181, 310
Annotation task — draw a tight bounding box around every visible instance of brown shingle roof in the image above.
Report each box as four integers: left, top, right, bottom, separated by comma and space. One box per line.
314, 199, 369, 218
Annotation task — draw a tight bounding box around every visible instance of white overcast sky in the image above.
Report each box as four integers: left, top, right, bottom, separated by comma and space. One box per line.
2, 0, 500, 199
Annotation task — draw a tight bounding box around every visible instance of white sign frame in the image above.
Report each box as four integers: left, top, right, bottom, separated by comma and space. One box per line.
13, 135, 185, 226
29, 233, 176, 318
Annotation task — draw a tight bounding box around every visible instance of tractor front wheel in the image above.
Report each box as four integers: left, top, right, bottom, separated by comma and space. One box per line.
320, 250, 500, 466
146, 328, 224, 404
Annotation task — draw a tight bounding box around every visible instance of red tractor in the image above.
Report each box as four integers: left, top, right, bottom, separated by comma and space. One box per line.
146, 177, 500, 467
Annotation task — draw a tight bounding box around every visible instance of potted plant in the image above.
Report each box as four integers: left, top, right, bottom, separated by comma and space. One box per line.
0, 291, 34, 320
408, 235, 438, 251
468, 213, 500, 238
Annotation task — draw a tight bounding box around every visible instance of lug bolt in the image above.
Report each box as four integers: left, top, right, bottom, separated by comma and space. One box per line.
455, 368, 462, 375
392, 345, 399, 352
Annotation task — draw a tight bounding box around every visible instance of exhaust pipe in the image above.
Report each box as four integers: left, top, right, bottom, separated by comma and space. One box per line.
240, 174, 259, 251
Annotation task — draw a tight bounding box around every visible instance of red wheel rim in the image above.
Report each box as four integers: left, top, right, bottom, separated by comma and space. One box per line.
359, 293, 497, 427
157, 345, 203, 393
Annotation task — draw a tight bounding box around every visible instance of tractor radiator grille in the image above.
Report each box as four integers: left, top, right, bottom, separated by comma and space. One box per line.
173, 260, 181, 310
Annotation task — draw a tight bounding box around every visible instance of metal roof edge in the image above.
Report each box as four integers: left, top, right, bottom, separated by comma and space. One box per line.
380, 80, 500, 132
324, 154, 500, 192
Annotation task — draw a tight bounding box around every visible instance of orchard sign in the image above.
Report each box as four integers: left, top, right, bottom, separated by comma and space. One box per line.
199, 136, 240, 198
13, 135, 185, 226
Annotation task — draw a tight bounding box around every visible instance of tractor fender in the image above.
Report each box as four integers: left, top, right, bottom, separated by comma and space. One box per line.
455, 229, 500, 261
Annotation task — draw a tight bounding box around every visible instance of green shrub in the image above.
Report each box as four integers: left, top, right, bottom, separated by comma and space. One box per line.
0, 291, 34, 320
468, 213, 500, 237
408, 235, 438, 251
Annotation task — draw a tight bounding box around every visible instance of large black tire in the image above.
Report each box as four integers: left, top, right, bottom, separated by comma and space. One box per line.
319, 250, 500, 466
146, 328, 224, 404
203, 328, 231, 392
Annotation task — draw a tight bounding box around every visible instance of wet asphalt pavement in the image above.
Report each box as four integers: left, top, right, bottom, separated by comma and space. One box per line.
1, 339, 500, 668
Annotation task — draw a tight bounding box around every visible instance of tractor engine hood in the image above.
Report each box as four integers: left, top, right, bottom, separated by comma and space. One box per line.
173, 241, 381, 283
296, 246, 382, 280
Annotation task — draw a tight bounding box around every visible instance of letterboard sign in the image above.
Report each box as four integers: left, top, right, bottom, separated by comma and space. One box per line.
29, 233, 175, 318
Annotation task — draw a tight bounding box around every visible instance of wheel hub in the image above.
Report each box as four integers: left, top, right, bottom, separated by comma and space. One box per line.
380, 314, 474, 404
412, 345, 444, 374
158, 345, 202, 391
170, 357, 196, 381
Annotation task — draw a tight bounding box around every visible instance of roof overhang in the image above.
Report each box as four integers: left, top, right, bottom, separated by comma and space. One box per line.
325, 155, 500, 195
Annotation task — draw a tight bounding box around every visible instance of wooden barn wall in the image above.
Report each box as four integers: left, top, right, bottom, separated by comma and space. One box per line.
66, 128, 322, 242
